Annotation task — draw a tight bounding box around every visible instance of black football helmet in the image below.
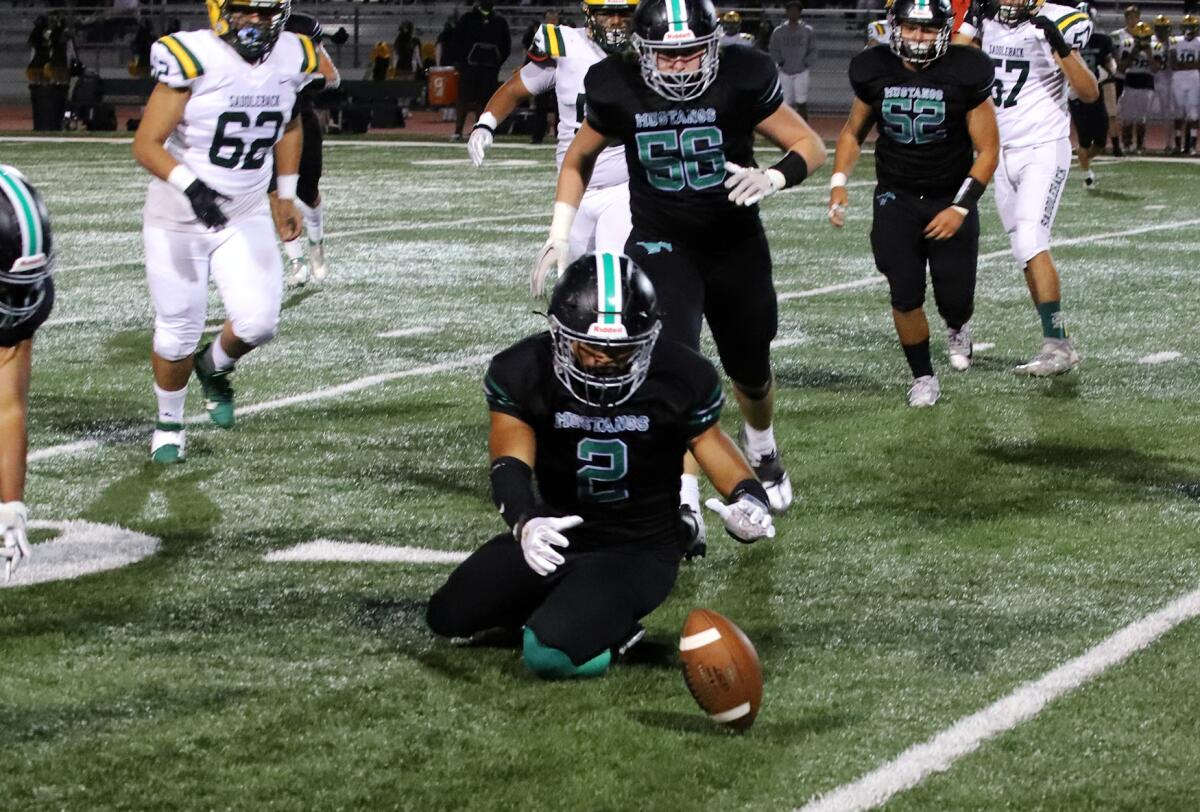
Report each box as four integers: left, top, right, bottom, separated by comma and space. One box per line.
888, 0, 953, 63
0, 166, 53, 332
207, 0, 291, 61
548, 253, 661, 408
631, 0, 721, 101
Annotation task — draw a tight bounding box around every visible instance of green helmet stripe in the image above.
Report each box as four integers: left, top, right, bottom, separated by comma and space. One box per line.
0, 169, 40, 259
668, 0, 689, 31
596, 253, 622, 326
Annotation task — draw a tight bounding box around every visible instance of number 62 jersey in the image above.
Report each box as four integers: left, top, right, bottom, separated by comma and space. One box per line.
145, 28, 320, 231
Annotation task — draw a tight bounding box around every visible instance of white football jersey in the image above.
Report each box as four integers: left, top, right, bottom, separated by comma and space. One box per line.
1172, 34, 1200, 73
983, 3, 1093, 148
866, 20, 892, 48
519, 24, 627, 189
1111, 27, 1134, 77
145, 28, 320, 230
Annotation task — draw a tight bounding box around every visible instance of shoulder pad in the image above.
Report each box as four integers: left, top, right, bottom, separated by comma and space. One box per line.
294, 33, 321, 75
150, 34, 204, 87
528, 23, 566, 62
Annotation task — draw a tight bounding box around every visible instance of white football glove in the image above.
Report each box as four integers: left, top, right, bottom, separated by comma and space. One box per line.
519, 515, 583, 576
531, 201, 577, 298
1, 501, 30, 582
723, 161, 785, 207
467, 112, 497, 167
705, 495, 775, 543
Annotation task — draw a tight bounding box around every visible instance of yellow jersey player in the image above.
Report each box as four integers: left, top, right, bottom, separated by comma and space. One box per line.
132, 0, 320, 463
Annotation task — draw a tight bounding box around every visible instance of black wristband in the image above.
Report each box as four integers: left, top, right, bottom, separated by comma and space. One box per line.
769, 150, 809, 188
490, 456, 534, 530
952, 176, 987, 210
729, 478, 770, 508
471, 121, 494, 134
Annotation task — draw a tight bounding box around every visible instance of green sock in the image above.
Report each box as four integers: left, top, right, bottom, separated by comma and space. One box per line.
522, 628, 611, 680
1036, 300, 1067, 340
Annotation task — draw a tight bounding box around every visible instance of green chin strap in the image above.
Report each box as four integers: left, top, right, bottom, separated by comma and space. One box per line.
523, 628, 612, 679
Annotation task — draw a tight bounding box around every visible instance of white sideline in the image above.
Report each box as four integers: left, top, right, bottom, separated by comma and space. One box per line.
797, 584, 1200, 812
264, 540, 468, 564
28, 354, 491, 463
780, 217, 1200, 301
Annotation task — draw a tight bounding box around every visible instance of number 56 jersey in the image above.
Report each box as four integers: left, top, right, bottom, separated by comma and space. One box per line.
145, 29, 320, 231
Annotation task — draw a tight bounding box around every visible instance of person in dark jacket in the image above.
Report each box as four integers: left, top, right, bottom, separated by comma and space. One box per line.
452, 0, 511, 141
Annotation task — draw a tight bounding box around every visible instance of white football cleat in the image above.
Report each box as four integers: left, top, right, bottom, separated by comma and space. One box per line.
907, 375, 940, 408
151, 425, 186, 465
1013, 338, 1080, 377
1084, 170, 1096, 189
947, 325, 973, 371
285, 257, 310, 288
308, 240, 329, 282
738, 429, 793, 514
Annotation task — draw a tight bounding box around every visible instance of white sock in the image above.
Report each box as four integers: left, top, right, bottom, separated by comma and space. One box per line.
282, 236, 305, 261
209, 338, 235, 372
298, 199, 323, 244
742, 423, 777, 462
154, 383, 187, 426
679, 474, 701, 513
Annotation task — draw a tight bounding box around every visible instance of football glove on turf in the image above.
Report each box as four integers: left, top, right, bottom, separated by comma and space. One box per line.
1, 501, 30, 582
519, 515, 583, 576
723, 161, 785, 207
705, 495, 775, 543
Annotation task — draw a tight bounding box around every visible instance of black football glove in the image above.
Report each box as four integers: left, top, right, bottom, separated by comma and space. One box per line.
183, 179, 230, 229
1031, 14, 1073, 58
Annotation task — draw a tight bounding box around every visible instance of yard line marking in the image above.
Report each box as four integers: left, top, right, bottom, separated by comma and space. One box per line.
975, 342, 996, 352
378, 326, 435, 338
29, 354, 492, 463
1138, 351, 1182, 365
780, 218, 1200, 301
264, 539, 468, 564
798, 583, 1200, 812
771, 337, 808, 348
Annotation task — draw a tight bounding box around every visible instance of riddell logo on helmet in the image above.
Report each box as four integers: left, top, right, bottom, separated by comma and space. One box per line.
664, 28, 697, 41
587, 323, 629, 338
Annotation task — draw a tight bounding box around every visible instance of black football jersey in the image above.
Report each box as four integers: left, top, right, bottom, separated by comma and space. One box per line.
849, 45, 994, 197
584, 46, 783, 237
1079, 31, 1115, 81
484, 333, 724, 549
0, 277, 54, 348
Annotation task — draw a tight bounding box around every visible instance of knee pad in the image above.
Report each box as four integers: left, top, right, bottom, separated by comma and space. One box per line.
1011, 225, 1047, 267
152, 326, 201, 362
731, 373, 772, 402
230, 313, 279, 348
889, 289, 926, 314
522, 627, 610, 680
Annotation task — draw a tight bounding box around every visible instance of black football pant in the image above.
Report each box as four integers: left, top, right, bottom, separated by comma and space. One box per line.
870, 185, 979, 330
1069, 97, 1108, 150
297, 106, 323, 207
625, 220, 777, 389
427, 533, 679, 665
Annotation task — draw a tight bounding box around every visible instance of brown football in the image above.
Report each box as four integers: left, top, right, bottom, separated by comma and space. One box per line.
679, 608, 763, 731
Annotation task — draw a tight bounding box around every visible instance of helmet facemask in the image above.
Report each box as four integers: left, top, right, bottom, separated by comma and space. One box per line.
995, 0, 1043, 27
550, 317, 661, 407
631, 34, 721, 101
890, 20, 950, 63
209, 0, 291, 62
585, 4, 636, 54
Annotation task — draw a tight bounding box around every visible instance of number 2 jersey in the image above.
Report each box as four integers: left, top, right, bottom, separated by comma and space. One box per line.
484, 333, 723, 550
982, 3, 1093, 148
849, 44, 994, 197
144, 28, 320, 231
583, 46, 783, 237
521, 24, 627, 189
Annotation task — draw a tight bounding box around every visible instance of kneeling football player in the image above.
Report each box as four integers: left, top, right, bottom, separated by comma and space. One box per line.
0, 165, 55, 580
427, 253, 775, 679
829, 0, 999, 407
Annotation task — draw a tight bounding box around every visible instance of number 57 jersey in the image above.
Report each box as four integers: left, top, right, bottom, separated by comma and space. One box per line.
145, 28, 320, 231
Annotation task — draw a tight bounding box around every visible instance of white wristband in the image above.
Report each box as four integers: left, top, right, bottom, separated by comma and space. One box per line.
475, 111, 498, 132
276, 174, 299, 200
951, 205, 969, 216
167, 164, 198, 193
0, 500, 27, 528
829, 172, 848, 189
549, 201, 577, 242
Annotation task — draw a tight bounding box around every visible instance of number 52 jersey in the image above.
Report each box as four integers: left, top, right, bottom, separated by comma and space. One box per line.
145, 28, 320, 231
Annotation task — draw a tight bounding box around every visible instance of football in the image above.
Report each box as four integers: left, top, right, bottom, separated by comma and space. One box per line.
679, 608, 763, 731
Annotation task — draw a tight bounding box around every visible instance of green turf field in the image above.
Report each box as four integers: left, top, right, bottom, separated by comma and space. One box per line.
1, 136, 1198, 811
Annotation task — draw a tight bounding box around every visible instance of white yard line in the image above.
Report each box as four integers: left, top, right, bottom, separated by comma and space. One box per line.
1139, 351, 1182, 365
797, 584, 1200, 812
378, 326, 436, 338
28, 354, 491, 463
264, 539, 468, 564
780, 217, 1200, 301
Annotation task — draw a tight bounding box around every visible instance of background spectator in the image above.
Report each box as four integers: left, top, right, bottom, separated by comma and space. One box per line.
26, 15, 50, 84
436, 14, 458, 67
769, 1, 817, 120
452, 0, 511, 141
130, 17, 153, 78
394, 21, 423, 77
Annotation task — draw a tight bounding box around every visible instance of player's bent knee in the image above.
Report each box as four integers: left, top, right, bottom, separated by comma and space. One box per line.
522, 627, 611, 680
153, 330, 201, 362
426, 590, 470, 638
231, 314, 280, 348
1012, 229, 1048, 268
731, 374, 772, 402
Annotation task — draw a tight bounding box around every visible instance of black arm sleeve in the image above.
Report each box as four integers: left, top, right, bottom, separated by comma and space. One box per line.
490, 456, 535, 530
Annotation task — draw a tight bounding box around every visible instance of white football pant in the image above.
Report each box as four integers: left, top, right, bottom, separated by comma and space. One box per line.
994, 138, 1071, 266
1173, 77, 1200, 120
144, 213, 284, 361
1119, 87, 1156, 123
568, 182, 632, 261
